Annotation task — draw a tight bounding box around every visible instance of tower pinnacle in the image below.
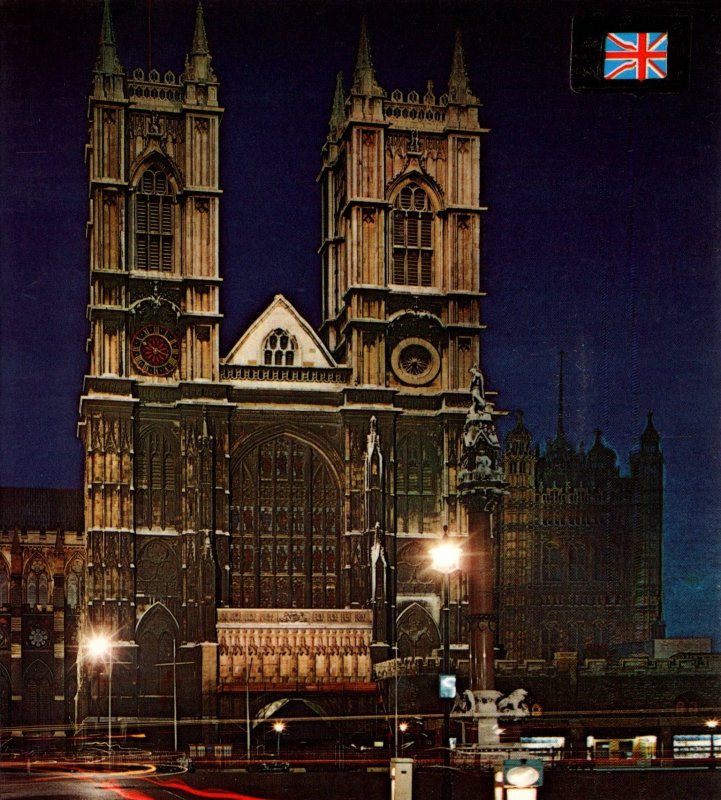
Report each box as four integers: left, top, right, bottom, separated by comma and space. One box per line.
447, 28, 478, 104
191, 1, 210, 55
185, 1, 214, 83
351, 17, 384, 97
95, 0, 123, 75
329, 71, 346, 135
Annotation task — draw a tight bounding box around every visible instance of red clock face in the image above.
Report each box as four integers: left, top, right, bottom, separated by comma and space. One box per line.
131, 324, 179, 376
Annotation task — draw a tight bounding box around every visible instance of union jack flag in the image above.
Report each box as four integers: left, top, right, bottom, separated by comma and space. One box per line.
604, 32, 668, 80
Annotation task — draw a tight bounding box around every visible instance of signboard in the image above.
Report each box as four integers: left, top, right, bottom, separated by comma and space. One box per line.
439, 674, 456, 699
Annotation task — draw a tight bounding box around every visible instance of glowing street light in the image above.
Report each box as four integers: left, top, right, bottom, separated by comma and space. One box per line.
273, 720, 286, 756
430, 526, 462, 800
399, 721, 409, 750
87, 633, 114, 751
706, 720, 719, 760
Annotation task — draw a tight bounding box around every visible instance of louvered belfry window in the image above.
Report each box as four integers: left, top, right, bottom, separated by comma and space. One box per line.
392, 182, 433, 286
136, 169, 174, 271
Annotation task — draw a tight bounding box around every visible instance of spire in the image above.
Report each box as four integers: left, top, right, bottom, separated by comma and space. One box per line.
556, 350, 565, 440
95, 0, 123, 75
640, 410, 660, 451
191, 1, 209, 55
185, 1, 214, 83
447, 28, 478, 104
351, 17, 384, 97
329, 71, 346, 134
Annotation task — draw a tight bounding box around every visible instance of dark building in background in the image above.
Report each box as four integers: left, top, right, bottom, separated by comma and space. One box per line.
498, 355, 664, 663
0, 489, 84, 736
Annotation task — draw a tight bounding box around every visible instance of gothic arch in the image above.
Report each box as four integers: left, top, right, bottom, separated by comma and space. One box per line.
24, 554, 51, 606
128, 154, 183, 274
65, 556, 84, 609
231, 425, 344, 484
387, 179, 441, 289
128, 150, 183, 195
386, 171, 444, 211
135, 603, 179, 698
23, 659, 53, 727
230, 431, 343, 609
397, 602, 440, 659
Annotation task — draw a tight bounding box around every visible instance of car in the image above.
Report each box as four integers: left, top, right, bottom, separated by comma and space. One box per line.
260, 761, 291, 772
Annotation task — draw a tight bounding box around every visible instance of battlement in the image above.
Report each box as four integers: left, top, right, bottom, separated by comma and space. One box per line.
128, 68, 184, 104
384, 86, 449, 125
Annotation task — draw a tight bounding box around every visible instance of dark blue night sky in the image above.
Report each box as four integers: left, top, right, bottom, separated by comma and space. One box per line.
1, 0, 719, 645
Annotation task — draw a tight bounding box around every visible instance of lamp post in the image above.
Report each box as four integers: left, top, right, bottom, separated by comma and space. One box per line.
706, 720, 718, 762
399, 721, 408, 751
273, 721, 286, 757
87, 634, 114, 752
430, 527, 461, 800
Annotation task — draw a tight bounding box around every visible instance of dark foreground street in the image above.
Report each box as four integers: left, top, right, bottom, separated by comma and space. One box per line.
2, 764, 721, 800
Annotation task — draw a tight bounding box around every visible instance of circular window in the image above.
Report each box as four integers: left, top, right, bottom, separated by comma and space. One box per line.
391, 338, 440, 385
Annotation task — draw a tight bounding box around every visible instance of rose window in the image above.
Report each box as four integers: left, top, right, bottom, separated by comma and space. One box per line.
399, 345, 432, 376
390, 337, 440, 386
29, 627, 48, 648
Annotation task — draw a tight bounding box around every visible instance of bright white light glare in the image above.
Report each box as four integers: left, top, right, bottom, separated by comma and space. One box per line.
706, 720, 719, 729
87, 634, 112, 659
399, 722, 409, 733
506, 765, 540, 788
430, 539, 461, 574
273, 721, 286, 733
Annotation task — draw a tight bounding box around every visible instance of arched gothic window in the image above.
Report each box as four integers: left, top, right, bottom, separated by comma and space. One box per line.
230, 435, 341, 609
26, 559, 49, 606
391, 183, 434, 286
263, 329, 296, 366
396, 432, 441, 534
65, 558, 84, 609
541, 542, 562, 582
397, 602, 440, 659
135, 168, 175, 271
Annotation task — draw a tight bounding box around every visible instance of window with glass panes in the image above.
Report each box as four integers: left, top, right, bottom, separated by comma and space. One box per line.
136, 169, 174, 271
391, 183, 433, 286
230, 436, 341, 609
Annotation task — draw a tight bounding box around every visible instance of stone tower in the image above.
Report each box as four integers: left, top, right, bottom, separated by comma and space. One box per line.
78, 0, 226, 728
318, 23, 501, 663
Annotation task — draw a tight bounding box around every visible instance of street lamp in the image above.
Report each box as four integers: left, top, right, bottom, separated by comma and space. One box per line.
430, 526, 462, 800
399, 721, 408, 751
87, 633, 114, 752
706, 720, 718, 761
273, 721, 286, 757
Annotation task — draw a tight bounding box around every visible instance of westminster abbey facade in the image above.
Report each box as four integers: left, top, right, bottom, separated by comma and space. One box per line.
0, 2, 671, 741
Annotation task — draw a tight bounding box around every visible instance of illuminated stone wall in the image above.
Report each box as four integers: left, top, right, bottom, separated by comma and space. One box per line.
217, 608, 373, 687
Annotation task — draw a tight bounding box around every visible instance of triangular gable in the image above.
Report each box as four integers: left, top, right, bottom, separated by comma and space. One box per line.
223, 294, 337, 368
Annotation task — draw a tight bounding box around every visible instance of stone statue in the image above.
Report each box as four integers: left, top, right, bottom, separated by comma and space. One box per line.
497, 688, 530, 719
450, 687, 530, 720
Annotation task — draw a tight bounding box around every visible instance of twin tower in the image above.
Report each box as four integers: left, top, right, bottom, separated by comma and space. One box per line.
80, 1, 496, 732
